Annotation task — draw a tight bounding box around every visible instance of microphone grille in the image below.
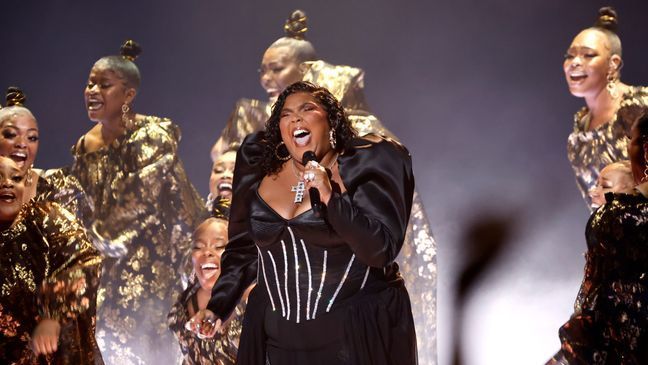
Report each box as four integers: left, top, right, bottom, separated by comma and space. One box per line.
302, 151, 317, 164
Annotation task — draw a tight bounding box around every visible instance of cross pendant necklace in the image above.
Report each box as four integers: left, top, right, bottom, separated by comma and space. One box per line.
289, 153, 338, 204
291, 181, 306, 204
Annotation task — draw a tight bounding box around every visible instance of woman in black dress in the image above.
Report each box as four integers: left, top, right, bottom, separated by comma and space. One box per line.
190, 81, 417, 365
549, 109, 648, 364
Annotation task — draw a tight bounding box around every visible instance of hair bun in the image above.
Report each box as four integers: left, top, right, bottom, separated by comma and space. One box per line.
284, 9, 308, 40
6, 86, 26, 107
120, 40, 142, 62
595, 6, 618, 32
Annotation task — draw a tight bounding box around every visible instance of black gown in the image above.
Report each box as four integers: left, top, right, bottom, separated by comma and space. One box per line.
554, 192, 648, 364
207, 132, 418, 365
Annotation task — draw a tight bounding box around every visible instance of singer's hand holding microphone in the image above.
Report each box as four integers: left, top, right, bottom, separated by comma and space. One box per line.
301, 151, 332, 217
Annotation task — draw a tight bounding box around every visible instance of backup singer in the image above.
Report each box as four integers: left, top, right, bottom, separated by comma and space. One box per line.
69, 40, 206, 364
0, 156, 103, 364
564, 6, 648, 209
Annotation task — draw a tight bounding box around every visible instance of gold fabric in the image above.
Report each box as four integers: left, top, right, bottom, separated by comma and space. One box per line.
70, 115, 207, 365
211, 99, 271, 159
566, 86, 648, 210
0, 201, 103, 365
34, 168, 93, 227
211, 61, 437, 364
167, 282, 246, 365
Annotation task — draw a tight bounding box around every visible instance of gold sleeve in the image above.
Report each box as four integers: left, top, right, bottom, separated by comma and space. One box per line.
35, 202, 102, 323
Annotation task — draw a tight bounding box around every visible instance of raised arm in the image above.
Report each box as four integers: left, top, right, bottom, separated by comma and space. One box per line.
327, 136, 415, 267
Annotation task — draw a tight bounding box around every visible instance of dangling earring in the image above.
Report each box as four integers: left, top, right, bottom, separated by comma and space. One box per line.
121, 103, 133, 129
25, 164, 33, 186
274, 141, 291, 161
329, 129, 337, 149
606, 72, 619, 99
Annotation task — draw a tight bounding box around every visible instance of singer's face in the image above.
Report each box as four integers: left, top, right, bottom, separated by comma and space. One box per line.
588, 163, 634, 209
0, 156, 24, 225
260, 46, 303, 101
191, 219, 228, 291
563, 29, 613, 99
279, 92, 332, 161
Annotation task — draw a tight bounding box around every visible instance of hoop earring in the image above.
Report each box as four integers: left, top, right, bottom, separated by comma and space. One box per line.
121, 103, 133, 129
329, 129, 337, 149
274, 141, 291, 161
606, 73, 619, 99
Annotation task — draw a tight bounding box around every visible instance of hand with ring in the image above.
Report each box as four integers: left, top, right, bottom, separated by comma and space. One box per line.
187, 309, 222, 338
301, 159, 333, 204
304, 171, 316, 182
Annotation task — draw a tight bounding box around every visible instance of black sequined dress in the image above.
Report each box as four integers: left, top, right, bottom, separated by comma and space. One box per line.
556, 192, 648, 364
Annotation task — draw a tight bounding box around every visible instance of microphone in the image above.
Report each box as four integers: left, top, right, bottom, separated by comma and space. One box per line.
302, 151, 323, 217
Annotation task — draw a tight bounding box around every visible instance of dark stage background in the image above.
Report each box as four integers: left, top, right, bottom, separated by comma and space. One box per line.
3, 1, 648, 364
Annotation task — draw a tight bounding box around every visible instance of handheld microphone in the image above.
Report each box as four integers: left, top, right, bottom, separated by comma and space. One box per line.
302, 151, 323, 217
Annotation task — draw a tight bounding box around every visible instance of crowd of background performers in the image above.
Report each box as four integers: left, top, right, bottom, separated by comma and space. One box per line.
2, 4, 648, 365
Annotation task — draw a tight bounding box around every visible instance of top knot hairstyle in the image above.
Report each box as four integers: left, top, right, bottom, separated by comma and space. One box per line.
93, 39, 143, 89
6, 86, 26, 107
0, 86, 35, 125
269, 9, 317, 64
120, 40, 143, 62
284, 9, 308, 40
261, 81, 357, 175
588, 6, 622, 57
594, 6, 618, 33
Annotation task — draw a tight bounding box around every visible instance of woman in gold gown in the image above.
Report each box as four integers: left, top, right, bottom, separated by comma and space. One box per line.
0, 87, 91, 221
564, 6, 648, 210
68, 40, 206, 364
0, 156, 103, 364
210, 10, 437, 363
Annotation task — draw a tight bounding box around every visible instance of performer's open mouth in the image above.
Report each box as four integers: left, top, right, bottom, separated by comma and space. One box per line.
217, 181, 233, 194
569, 71, 587, 83
293, 128, 311, 147
0, 190, 16, 203
87, 99, 104, 111
9, 152, 27, 168
201, 262, 220, 279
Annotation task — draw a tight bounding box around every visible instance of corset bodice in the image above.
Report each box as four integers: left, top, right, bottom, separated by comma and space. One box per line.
250, 189, 375, 323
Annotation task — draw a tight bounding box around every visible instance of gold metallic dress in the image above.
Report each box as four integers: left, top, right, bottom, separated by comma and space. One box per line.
211, 60, 437, 364
70, 116, 206, 365
167, 281, 246, 365
566, 86, 648, 210
0, 200, 103, 365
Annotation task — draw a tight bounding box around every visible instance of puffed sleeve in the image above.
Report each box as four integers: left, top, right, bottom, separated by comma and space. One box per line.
207, 131, 265, 320
327, 135, 415, 267
34, 202, 102, 323
89, 119, 206, 261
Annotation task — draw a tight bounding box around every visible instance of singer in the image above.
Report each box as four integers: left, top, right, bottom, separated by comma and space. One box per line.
189, 81, 418, 365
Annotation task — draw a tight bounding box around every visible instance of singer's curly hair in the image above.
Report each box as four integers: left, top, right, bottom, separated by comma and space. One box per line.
261, 81, 357, 175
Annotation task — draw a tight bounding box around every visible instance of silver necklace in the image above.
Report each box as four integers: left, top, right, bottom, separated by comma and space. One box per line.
290, 154, 338, 204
